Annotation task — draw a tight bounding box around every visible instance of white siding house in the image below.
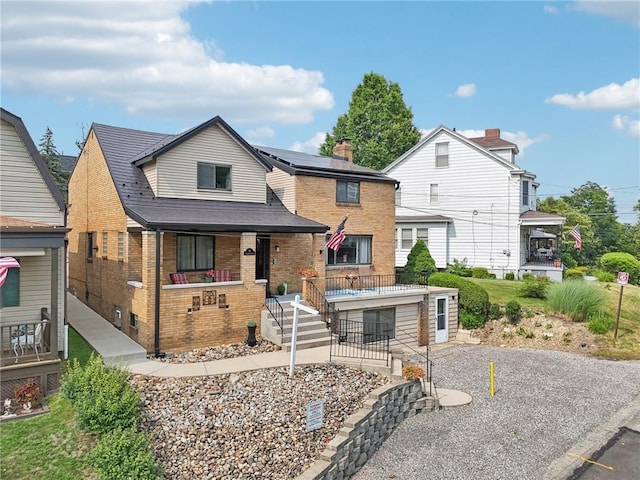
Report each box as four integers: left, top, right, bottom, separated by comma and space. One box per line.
385, 126, 565, 281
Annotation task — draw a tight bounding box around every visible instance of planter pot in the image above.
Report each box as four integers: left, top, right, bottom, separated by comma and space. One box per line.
205, 277, 214, 283
246, 325, 257, 347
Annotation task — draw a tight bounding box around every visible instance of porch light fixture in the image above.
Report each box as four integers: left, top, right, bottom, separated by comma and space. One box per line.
275, 244, 280, 253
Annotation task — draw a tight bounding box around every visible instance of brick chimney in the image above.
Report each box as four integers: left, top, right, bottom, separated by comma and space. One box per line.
485, 128, 500, 138
333, 138, 353, 162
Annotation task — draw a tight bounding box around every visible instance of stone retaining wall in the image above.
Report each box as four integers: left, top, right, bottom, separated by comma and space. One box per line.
297, 380, 429, 480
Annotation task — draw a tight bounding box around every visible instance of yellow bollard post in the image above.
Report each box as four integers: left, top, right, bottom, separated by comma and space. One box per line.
490, 362, 495, 396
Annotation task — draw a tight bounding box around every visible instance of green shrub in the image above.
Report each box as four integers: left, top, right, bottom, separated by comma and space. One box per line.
505, 272, 515, 281
589, 268, 616, 283
404, 240, 435, 283
518, 277, 549, 299
562, 252, 577, 269
471, 267, 491, 279
88, 427, 162, 480
447, 258, 472, 277
488, 273, 496, 279
428, 272, 489, 322
505, 300, 522, 324
488, 303, 503, 320
61, 354, 141, 434
564, 268, 584, 280
547, 280, 606, 322
600, 252, 640, 285
587, 313, 616, 334
522, 273, 534, 282
458, 309, 485, 329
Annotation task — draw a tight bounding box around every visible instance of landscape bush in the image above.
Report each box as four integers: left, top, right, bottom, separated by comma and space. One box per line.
600, 252, 640, 285
488, 303, 503, 320
562, 252, 577, 269
403, 240, 435, 283
587, 313, 616, 334
564, 268, 584, 280
61, 354, 141, 434
458, 310, 485, 329
471, 267, 491, 279
547, 280, 605, 322
447, 258, 472, 277
518, 276, 550, 299
522, 272, 534, 282
588, 268, 616, 283
428, 272, 489, 322
504, 272, 515, 281
505, 300, 522, 324
88, 427, 162, 480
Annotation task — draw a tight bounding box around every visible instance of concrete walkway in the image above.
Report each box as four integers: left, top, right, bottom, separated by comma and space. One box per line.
66, 292, 471, 407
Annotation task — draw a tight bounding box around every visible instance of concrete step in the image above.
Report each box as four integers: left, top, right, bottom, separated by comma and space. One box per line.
281, 336, 332, 352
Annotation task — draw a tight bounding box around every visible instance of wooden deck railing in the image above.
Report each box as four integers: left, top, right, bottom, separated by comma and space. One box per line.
0, 308, 55, 367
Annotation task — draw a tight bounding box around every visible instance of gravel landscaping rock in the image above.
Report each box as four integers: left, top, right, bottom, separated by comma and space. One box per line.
353, 345, 640, 480
151, 339, 279, 363
130, 364, 389, 479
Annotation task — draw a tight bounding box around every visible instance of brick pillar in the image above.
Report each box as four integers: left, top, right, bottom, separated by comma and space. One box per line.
240, 232, 257, 283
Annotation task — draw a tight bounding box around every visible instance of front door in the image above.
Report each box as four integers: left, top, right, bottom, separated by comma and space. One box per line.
256, 236, 270, 294
434, 296, 448, 343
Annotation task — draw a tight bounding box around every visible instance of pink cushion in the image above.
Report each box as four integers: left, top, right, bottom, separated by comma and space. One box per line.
215, 269, 231, 282
170, 273, 189, 284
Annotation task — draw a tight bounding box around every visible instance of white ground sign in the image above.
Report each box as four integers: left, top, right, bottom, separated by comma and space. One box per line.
306, 399, 324, 432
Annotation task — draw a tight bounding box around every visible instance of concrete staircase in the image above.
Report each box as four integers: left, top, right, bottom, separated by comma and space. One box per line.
261, 298, 331, 351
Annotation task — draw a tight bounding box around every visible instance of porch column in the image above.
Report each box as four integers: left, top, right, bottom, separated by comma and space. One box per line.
312, 233, 326, 278
49, 246, 60, 354
240, 232, 257, 283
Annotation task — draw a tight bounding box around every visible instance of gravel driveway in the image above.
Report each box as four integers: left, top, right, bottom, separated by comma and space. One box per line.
353, 345, 640, 480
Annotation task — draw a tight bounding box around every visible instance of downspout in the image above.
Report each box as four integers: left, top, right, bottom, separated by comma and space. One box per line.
154, 228, 163, 357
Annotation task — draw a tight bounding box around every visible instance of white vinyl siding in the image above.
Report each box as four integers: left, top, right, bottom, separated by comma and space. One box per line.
154, 124, 267, 202
389, 129, 521, 271
396, 224, 445, 268
0, 119, 64, 225
142, 162, 158, 195
266, 168, 296, 213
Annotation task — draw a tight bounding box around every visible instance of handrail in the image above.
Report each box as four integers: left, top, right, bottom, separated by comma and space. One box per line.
305, 280, 337, 329
264, 296, 284, 343
325, 272, 429, 295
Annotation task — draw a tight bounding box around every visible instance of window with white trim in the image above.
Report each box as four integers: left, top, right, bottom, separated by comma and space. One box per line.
522, 180, 529, 206
436, 142, 449, 167
401, 228, 412, 249
430, 184, 439, 204
417, 228, 428, 245
197, 162, 231, 190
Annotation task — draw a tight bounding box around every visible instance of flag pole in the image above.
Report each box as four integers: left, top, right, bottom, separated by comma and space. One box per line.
321, 214, 349, 252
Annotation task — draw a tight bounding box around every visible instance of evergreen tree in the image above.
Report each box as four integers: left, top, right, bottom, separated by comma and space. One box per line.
39, 127, 69, 200
319, 72, 421, 170
403, 240, 436, 284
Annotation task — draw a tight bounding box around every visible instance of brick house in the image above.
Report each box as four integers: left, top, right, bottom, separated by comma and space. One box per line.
68, 115, 458, 355
1, 108, 67, 398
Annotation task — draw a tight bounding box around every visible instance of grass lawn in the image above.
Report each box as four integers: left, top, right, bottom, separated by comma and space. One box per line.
469, 277, 640, 360
0, 327, 98, 480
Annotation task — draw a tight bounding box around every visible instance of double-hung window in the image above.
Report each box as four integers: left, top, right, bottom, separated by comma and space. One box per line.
430, 184, 439, 204
177, 235, 214, 271
336, 180, 360, 203
197, 162, 231, 190
522, 180, 529, 206
436, 142, 449, 167
417, 228, 429, 245
326, 235, 371, 265
401, 228, 412, 249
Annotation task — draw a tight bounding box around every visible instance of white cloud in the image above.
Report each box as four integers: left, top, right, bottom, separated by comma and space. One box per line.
572, 0, 640, 28
0, 1, 333, 124
290, 132, 327, 154
612, 114, 640, 137
545, 78, 640, 109
544, 5, 559, 14
453, 83, 477, 98
245, 126, 276, 144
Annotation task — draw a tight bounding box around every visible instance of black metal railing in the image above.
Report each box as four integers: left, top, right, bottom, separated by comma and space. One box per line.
324, 272, 429, 296
305, 280, 337, 328
1, 308, 54, 367
264, 296, 284, 343
329, 319, 390, 365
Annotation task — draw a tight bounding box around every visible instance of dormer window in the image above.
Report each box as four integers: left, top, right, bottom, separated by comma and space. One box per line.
197, 162, 231, 190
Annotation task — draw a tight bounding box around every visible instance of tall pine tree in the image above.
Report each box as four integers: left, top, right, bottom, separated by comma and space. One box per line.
319, 72, 421, 170
39, 127, 69, 200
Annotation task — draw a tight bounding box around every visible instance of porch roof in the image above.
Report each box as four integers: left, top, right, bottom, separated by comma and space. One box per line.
520, 210, 566, 226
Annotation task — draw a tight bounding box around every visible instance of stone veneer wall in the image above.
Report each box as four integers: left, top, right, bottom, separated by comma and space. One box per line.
297, 380, 428, 480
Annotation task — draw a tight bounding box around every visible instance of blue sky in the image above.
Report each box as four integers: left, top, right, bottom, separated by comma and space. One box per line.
2, 0, 639, 223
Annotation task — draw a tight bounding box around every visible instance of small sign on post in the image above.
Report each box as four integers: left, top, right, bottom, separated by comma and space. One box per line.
614, 272, 628, 341
306, 399, 324, 432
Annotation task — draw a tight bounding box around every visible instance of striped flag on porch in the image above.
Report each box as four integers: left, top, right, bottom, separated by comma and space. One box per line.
0, 257, 20, 287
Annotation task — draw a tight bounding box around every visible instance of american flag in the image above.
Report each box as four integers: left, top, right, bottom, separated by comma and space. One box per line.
568, 224, 582, 250
326, 216, 348, 251
0, 257, 20, 287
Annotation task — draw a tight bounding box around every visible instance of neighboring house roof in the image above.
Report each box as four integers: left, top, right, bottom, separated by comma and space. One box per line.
1, 108, 66, 211
0, 215, 69, 233
383, 125, 529, 176
520, 210, 565, 224
468, 135, 519, 154
92, 122, 328, 233
60, 154, 78, 174
254, 145, 398, 184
